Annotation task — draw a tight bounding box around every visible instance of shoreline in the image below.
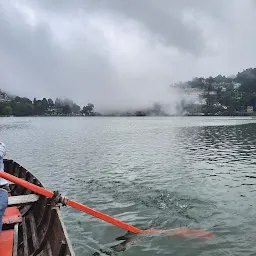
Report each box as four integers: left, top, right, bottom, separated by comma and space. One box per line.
1, 114, 255, 118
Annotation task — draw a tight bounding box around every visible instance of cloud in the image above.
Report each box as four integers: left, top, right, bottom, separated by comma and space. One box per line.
0, 0, 256, 112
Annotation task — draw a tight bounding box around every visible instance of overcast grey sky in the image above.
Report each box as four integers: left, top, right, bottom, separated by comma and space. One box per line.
0, 0, 256, 111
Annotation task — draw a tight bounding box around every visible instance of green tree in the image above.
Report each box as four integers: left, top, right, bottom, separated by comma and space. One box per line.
42, 98, 49, 111
12, 102, 34, 116
15, 97, 32, 104
72, 103, 81, 114
151, 103, 163, 115
47, 98, 54, 107
3, 106, 12, 116
55, 98, 62, 107
33, 100, 45, 115
0, 102, 6, 115
63, 105, 72, 115
81, 103, 94, 116
236, 68, 256, 93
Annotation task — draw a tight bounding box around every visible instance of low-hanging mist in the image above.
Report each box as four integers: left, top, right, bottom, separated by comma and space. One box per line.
95, 84, 200, 116
1, 1, 256, 114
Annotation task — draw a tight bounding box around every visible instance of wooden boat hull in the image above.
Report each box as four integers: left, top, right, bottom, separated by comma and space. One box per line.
3, 159, 75, 256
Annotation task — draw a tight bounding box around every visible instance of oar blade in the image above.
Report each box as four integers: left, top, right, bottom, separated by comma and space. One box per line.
141, 228, 215, 239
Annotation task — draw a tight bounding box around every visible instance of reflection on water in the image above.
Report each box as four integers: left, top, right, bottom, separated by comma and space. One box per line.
1, 116, 256, 255
91, 232, 134, 255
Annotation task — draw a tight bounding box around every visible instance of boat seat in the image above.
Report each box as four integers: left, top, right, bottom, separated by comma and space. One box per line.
0, 229, 14, 256
8, 194, 39, 206
3, 207, 22, 225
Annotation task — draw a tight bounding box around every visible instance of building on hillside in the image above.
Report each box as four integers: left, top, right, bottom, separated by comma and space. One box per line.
247, 106, 254, 113
233, 82, 241, 90
47, 106, 62, 115
220, 86, 227, 92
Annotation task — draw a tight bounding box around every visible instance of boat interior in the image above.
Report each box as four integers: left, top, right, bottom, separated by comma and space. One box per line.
1, 159, 75, 256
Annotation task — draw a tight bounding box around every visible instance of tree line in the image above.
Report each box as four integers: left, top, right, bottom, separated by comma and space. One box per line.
1, 67, 256, 117
0, 96, 98, 116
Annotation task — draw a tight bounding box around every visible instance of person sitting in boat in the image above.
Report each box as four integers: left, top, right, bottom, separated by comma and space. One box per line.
0, 141, 9, 232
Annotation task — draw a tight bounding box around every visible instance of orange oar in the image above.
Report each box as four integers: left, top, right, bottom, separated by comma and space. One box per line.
0, 171, 214, 238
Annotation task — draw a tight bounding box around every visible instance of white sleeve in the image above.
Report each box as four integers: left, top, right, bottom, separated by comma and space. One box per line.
0, 143, 6, 158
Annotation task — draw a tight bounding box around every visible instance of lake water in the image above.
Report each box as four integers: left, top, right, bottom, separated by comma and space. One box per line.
1, 116, 256, 256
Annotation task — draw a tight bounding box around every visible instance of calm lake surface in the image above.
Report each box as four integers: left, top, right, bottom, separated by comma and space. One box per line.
1, 116, 256, 255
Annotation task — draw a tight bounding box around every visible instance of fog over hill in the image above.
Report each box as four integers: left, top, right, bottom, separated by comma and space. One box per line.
1, 1, 256, 114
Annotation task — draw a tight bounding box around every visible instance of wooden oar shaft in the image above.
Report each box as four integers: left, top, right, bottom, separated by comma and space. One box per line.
0, 171, 54, 198
67, 200, 142, 233
0, 171, 142, 233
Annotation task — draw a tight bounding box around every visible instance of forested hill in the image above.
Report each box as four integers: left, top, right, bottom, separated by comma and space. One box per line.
173, 67, 256, 116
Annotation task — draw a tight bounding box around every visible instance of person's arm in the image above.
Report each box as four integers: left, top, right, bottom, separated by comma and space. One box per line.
0, 144, 6, 159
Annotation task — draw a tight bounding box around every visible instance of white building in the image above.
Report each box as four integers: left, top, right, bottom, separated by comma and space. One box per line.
233, 82, 241, 90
